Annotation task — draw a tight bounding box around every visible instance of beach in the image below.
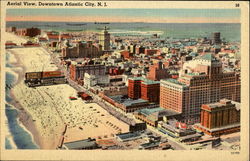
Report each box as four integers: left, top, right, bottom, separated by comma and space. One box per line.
5, 32, 129, 149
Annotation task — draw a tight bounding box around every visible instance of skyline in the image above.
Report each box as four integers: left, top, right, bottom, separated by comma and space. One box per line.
6, 9, 240, 23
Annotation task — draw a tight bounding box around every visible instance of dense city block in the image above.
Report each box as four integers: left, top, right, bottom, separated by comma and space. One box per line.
5, 23, 241, 150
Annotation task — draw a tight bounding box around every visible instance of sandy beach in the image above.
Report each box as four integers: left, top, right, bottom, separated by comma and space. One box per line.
6, 32, 129, 149
5, 32, 27, 45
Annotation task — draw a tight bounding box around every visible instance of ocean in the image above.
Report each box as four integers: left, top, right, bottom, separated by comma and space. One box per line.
6, 21, 241, 42
5, 52, 39, 149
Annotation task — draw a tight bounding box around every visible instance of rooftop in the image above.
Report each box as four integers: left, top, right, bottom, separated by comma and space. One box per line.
205, 99, 240, 110
198, 53, 218, 62
185, 72, 206, 76
136, 107, 180, 118
129, 77, 160, 85
143, 79, 160, 85
179, 133, 202, 140
162, 78, 188, 88
139, 141, 160, 149
116, 132, 141, 140
64, 138, 97, 149
137, 107, 164, 116
122, 99, 148, 107
109, 95, 149, 107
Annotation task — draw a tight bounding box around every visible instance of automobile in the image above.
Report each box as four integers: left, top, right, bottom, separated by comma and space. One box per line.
69, 97, 77, 100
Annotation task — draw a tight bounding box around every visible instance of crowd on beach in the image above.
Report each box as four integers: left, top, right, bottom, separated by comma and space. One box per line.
7, 32, 128, 148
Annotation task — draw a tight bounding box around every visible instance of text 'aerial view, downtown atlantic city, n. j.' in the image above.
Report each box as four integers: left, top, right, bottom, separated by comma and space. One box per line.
4, 8, 241, 150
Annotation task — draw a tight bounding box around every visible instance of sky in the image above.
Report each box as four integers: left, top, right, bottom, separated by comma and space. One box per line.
6, 9, 241, 23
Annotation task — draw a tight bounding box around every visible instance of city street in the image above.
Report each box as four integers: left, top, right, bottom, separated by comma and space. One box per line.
47, 49, 190, 150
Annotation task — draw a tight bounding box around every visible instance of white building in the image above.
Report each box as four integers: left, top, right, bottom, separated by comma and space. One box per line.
84, 73, 109, 89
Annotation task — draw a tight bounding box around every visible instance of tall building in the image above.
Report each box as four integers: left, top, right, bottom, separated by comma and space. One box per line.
141, 80, 160, 103
147, 61, 170, 81
129, 44, 137, 54
128, 77, 160, 103
160, 53, 240, 124
194, 99, 240, 136
128, 77, 142, 99
135, 46, 145, 54
99, 26, 110, 51
212, 32, 221, 44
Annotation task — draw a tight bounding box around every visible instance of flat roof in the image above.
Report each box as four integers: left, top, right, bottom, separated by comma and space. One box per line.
205, 99, 240, 110
116, 132, 141, 140
129, 77, 160, 85
161, 78, 188, 88
142, 79, 160, 85
137, 107, 180, 118
64, 138, 97, 149
109, 95, 148, 107
122, 99, 148, 106
198, 53, 218, 62
129, 77, 144, 81
179, 133, 202, 140
140, 141, 160, 149
138, 107, 164, 116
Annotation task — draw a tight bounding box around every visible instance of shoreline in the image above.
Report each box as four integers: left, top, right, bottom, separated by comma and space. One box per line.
6, 46, 66, 149
5, 32, 129, 149
7, 50, 43, 149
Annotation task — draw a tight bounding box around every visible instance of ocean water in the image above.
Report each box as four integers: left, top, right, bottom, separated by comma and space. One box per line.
6, 21, 240, 42
5, 52, 39, 149
5, 103, 39, 149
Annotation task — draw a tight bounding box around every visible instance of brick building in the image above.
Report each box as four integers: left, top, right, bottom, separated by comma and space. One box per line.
128, 77, 142, 100
135, 46, 145, 54
69, 63, 106, 81
128, 77, 160, 103
109, 67, 125, 75
121, 50, 133, 59
62, 41, 102, 58
160, 53, 240, 124
145, 49, 160, 56
141, 81, 160, 103
194, 99, 240, 136
16, 27, 41, 37
147, 61, 170, 81
99, 94, 154, 113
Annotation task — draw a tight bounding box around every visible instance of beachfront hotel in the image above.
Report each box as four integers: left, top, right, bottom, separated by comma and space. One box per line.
69, 62, 106, 81
6, 26, 41, 37
62, 41, 102, 58
160, 53, 240, 124
194, 99, 240, 136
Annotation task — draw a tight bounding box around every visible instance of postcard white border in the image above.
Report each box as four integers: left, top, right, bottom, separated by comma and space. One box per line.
0, 1, 249, 161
